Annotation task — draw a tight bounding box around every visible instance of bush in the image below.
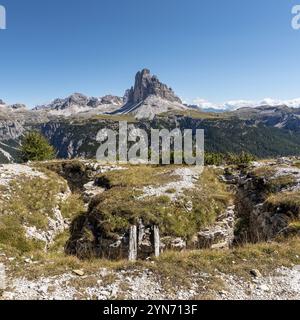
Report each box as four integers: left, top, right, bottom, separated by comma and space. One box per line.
205, 151, 256, 166
21, 131, 55, 162
205, 152, 224, 166
226, 151, 256, 165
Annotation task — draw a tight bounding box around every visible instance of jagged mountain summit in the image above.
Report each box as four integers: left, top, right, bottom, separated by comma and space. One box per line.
112, 69, 188, 119
32, 69, 187, 119
0, 99, 27, 111
126, 69, 182, 105
34, 93, 123, 117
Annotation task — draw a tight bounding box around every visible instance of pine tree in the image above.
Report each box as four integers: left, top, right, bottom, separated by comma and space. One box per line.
21, 131, 55, 162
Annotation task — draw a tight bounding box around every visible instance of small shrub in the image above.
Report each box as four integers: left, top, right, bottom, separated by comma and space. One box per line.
205, 152, 256, 166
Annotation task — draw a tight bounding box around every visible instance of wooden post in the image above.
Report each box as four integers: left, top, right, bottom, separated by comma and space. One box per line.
128, 225, 137, 261
138, 219, 145, 246
0, 263, 6, 290
153, 225, 160, 257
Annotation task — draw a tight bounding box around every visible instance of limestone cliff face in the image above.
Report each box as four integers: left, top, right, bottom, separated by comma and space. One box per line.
113, 69, 186, 119
126, 69, 182, 105
0, 120, 25, 141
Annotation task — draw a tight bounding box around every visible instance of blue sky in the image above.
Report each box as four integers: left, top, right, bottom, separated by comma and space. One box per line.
0, 0, 299, 107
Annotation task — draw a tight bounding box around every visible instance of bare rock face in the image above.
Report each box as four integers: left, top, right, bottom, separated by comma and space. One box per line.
113, 69, 187, 119
126, 69, 182, 105
100, 95, 123, 106
196, 205, 235, 249
235, 160, 300, 242
0, 120, 25, 140
61, 93, 89, 110
9, 104, 27, 110
0, 100, 27, 111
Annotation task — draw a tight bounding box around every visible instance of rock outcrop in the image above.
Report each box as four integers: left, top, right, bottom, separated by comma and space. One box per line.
112, 69, 187, 119
234, 159, 300, 242
197, 205, 235, 249
8, 104, 27, 111
126, 69, 182, 105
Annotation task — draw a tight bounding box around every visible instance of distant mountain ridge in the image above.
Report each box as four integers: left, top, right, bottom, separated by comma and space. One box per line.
33, 93, 123, 116
1, 68, 300, 163
28, 69, 188, 119
193, 98, 300, 112
3, 69, 300, 120
234, 104, 300, 131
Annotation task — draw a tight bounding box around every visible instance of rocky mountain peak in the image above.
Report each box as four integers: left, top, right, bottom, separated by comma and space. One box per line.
0, 100, 27, 111
126, 68, 182, 105
33, 92, 123, 116
9, 104, 27, 110
100, 95, 123, 105
63, 93, 89, 109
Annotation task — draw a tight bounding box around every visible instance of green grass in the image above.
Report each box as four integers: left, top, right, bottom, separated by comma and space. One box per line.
267, 175, 296, 192
90, 114, 137, 123
149, 236, 300, 292
288, 221, 300, 231
0, 215, 44, 256
186, 168, 232, 227
0, 169, 83, 256
293, 161, 300, 169
157, 109, 230, 120
250, 166, 297, 193
265, 191, 300, 214
60, 193, 86, 220
95, 165, 177, 188
1, 173, 67, 230
251, 166, 277, 179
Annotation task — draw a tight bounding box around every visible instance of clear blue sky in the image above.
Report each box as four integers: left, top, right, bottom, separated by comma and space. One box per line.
0, 0, 299, 107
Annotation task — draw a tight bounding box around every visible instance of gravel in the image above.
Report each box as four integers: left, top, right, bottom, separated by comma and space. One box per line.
0, 164, 46, 186
2, 266, 299, 300
138, 167, 200, 201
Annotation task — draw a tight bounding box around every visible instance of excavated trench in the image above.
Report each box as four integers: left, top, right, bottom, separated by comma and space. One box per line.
45, 161, 299, 261
228, 166, 300, 244
45, 162, 245, 260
